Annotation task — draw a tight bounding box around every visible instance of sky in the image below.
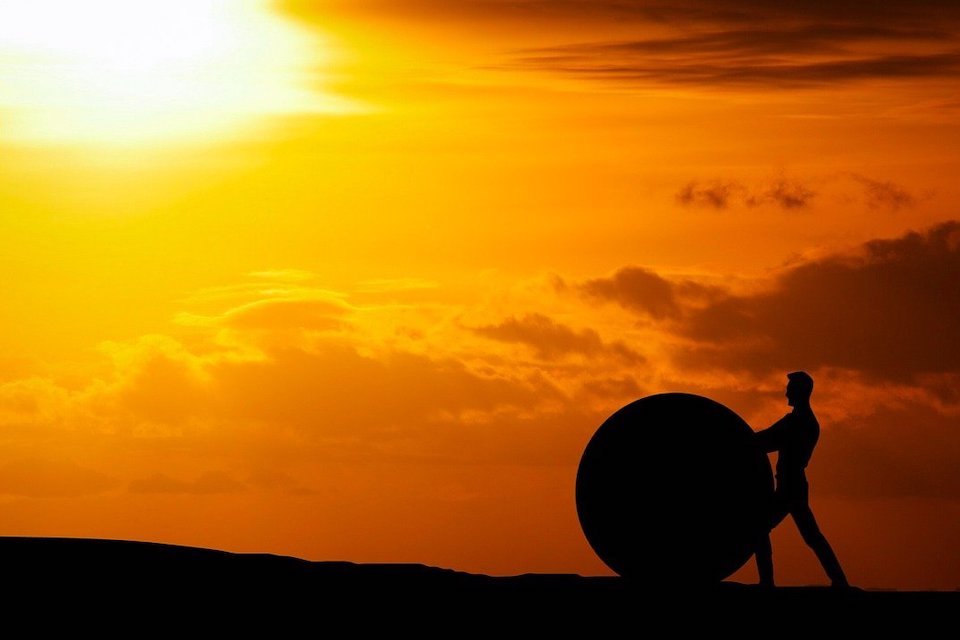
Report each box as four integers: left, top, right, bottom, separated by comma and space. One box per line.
0, 0, 958, 589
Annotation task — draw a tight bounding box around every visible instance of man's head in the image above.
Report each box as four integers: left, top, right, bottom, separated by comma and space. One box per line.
786, 371, 814, 406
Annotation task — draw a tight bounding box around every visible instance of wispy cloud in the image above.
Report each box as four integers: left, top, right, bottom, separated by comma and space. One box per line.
495, 2, 960, 89
677, 177, 815, 211
676, 173, 916, 212
851, 174, 917, 211
676, 181, 744, 209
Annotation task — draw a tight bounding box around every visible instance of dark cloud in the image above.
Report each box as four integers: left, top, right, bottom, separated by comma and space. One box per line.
675, 220, 960, 380
677, 178, 815, 211
512, 46, 960, 90
490, 2, 960, 89
470, 313, 642, 361
851, 174, 916, 211
286, 1, 960, 25
570, 221, 960, 381
676, 174, 921, 212
579, 267, 681, 319
676, 181, 743, 209
284, 2, 960, 89
517, 24, 952, 60
578, 266, 723, 319
761, 177, 816, 210
129, 471, 246, 495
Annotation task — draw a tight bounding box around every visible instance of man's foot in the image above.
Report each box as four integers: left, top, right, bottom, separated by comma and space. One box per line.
758, 580, 776, 589
830, 578, 851, 589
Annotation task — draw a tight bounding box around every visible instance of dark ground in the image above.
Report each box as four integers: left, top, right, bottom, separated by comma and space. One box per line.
0, 537, 954, 632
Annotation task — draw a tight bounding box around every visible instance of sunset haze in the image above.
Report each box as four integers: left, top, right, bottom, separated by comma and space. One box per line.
1, 0, 958, 589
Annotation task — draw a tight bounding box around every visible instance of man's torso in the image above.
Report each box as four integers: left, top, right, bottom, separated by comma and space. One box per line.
775, 408, 820, 479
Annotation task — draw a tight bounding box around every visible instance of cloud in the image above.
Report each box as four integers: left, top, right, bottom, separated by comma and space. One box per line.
285, 1, 960, 26
219, 298, 348, 331
204, 342, 565, 447
287, 0, 960, 93
513, 44, 960, 90
677, 178, 815, 211
285, 0, 960, 89
129, 471, 246, 495
177, 297, 349, 332
851, 174, 916, 211
1, 283, 590, 469
675, 173, 922, 212
0, 459, 119, 498
676, 181, 743, 209
483, 2, 960, 90
0, 376, 70, 422
577, 266, 722, 319
98, 335, 211, 426
469, 313, 642, 362
564, 220, 960, 385
74, 325, 576, 465
674, 220, 960, 381
762, 177, 816, 209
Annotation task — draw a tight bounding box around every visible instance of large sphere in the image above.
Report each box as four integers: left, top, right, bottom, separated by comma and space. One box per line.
576, 393, 773, 583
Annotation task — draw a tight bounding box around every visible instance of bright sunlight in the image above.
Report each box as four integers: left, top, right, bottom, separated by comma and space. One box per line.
0, 0, 359, 146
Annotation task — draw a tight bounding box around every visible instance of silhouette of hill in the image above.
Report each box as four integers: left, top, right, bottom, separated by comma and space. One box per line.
0, 537, 954, 631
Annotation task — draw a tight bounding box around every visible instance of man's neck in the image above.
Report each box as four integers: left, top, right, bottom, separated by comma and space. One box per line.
792, 402, 812, 412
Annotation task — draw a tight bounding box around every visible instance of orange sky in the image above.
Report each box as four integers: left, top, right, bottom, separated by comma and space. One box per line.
1, 0, 958, 589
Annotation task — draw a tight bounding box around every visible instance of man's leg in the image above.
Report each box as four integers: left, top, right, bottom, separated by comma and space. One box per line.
755, 489, 790, 587
791, 503, 849, 587
755, 533, 774, 587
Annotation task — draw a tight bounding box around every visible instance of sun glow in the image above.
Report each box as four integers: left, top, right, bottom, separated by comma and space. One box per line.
0, 0, 359, 146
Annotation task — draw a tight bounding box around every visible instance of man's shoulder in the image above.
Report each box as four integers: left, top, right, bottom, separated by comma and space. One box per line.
768, 413, 791, 426
794, 408, 819, 427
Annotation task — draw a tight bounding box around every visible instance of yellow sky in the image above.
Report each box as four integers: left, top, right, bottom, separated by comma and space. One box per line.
1, 1, 959, 588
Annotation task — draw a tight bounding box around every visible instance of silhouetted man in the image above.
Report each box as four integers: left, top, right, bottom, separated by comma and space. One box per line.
754, 371, 849, 588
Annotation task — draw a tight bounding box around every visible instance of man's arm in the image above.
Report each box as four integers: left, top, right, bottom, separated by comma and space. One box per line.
754, 415, 790, 453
